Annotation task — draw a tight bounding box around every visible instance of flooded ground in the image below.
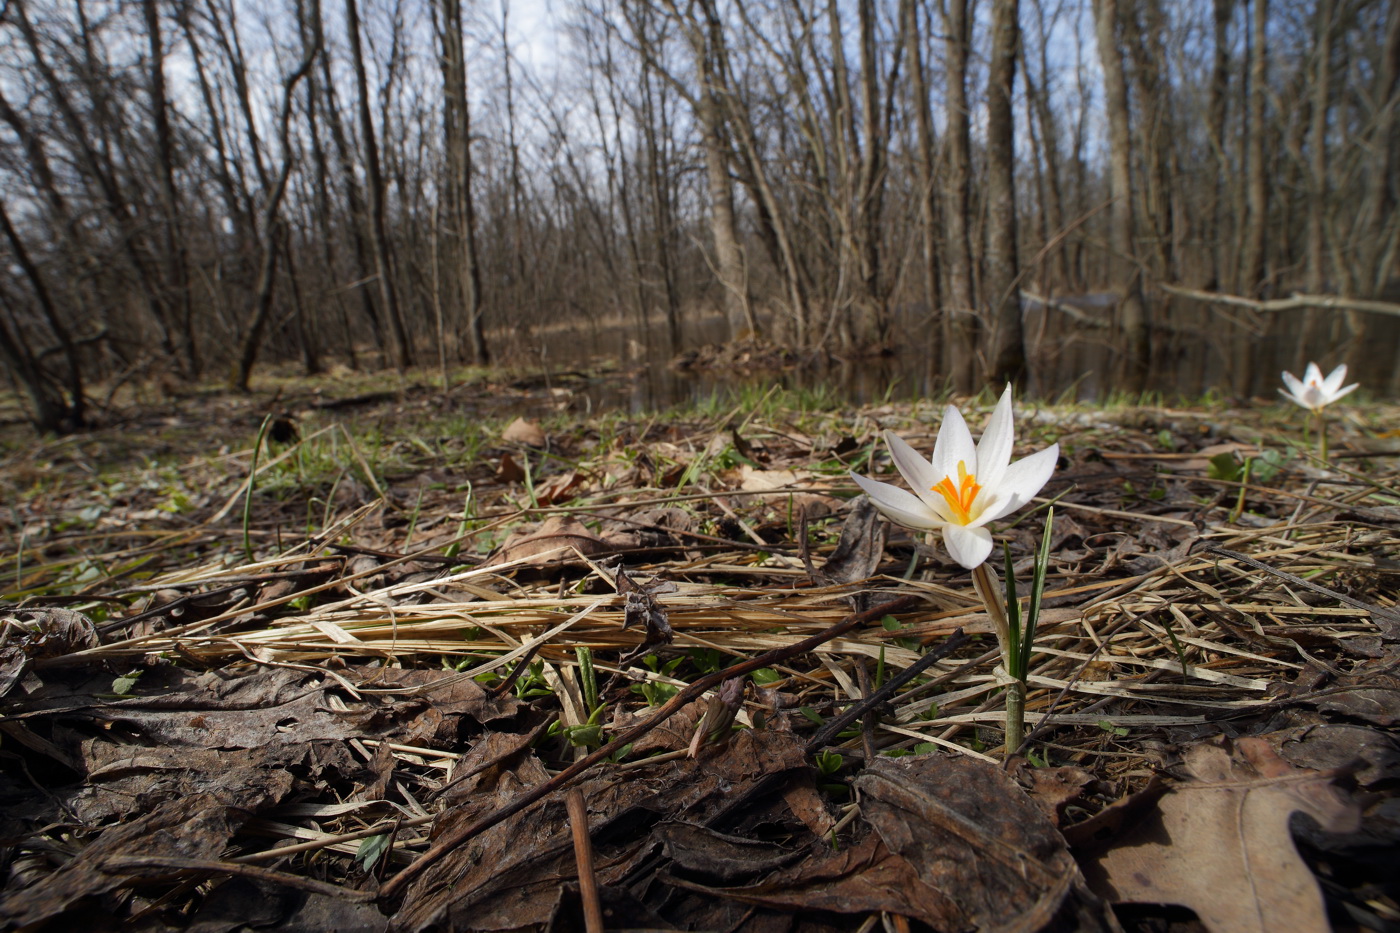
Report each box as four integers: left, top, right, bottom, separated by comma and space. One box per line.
487, 293, 1400, 415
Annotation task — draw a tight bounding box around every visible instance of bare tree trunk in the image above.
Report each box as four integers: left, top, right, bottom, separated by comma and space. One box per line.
1094, 0, 1150, 392
0, 202, 84, 429
697, 81, 752, 338
855, 0, 891, 345
11, 0, 179, 367
309, 0, 384, 356
345, 0, 412, 370
1208, 0, 1232, 290
143, 0, 197, 377
688, 0, 810, 344
1125, 0, 1175, 282
903, 0, 942, 367
231, 4, 317, 390
640, 53, 685, 350
302, 29, 357, 369
500, 0, 532, 342
1358, 0, 1400, 296
437, 0, 489, 364
942, 0, 978, 391
1025, 0, 1069, 291
1239, 0, 1268, 296
984, 0, 1025, 387
1305, 0, 1332, 295
282, 224, 321, 375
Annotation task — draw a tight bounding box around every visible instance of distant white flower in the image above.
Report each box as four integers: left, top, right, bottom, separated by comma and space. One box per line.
1280, 363, 1358, 413
851, 387, 1059, 569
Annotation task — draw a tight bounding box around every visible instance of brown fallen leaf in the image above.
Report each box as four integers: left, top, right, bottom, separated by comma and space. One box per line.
1010, 758, 1101, 828
616, 565, 676, 661
0, 794, 244, 930
857, 754, 1118, 932
501, 416, 547, 446
802, 496, 888, 614
394, 730, 814, 931
533, 468, 587, 505
737, 465, 809, 491
1315, 656, 1400, 727
491, 516, 609, 567
0, 607, 99, 698
659, 829, 963, 925
1077, 736, 1360, 933
496, 450, 525, 483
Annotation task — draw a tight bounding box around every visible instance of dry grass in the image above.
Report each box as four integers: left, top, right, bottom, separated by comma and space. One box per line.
3, 379, 1398, 886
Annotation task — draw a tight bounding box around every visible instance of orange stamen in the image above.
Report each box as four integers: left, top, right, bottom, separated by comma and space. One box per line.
932, 460, 981, 524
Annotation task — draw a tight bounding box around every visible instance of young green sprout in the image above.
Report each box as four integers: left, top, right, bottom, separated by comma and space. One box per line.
853, 387, 1058, 756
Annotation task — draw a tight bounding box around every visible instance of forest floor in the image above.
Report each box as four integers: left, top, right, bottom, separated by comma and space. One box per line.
1, 366, 1398, 932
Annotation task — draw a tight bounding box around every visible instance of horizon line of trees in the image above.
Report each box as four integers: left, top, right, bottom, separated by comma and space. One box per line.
0, 0, 1397, 432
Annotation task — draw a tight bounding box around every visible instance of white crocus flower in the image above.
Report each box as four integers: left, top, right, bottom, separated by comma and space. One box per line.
851, 387, 1059, 569
1280, 362, 1358, 413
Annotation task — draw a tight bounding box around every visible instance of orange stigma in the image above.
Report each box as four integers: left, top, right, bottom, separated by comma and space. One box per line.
932, 460, 981, 524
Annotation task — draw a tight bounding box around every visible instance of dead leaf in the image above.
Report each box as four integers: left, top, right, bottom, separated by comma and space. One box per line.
1010, 758, 1101, 828
857, 754, 1116, 932
496, 451, 525, 483
820, 498, 884, 582
491, 516, 608, 567
1314, 657, 1400, 726
0, 794, 244, 930
1077, 736, 1360, 933
502, 416, 547, 447
616, 565, 676, 659
1268, 722, 1400, 790
394, 730, 814, 932
657, 822, 806, 881
737, 465, 809, 491
0, 608, 99, 698
533, 469, 586, 506
74, 668, 362, 749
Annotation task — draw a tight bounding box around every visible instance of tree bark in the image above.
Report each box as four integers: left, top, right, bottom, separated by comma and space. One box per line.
437, 0, 489, 364
942, 0, 978, 391
142, 0, 197, 376
1207, 0, 1232, 290
984, 0, 1025, 387
345, 0, 412, 370
1239, 0, 1268, 296
0, 201, 84, 430
1093, 0, 1150, 392
903, 0, 942, 367
230, 5, 318, 390
1305, 0, 1332, 294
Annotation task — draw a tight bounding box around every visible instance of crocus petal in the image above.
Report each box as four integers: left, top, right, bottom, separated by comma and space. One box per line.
885, 432, 942, 509
1322, 364, 1348, 395
975, 386, 1016, 490
1281, 370, 1305, 398
1303, 362, 1324, 386
942, 524, 994, 570
931, 405, 977, 481
1278, 388, 1312, 410
850, 473, 943, 531
978, 444, 1059, 523
1333, 382, 1359, 402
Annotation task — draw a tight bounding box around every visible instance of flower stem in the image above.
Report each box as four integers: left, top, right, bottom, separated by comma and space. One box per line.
1316, 410, 1328, 460
1003, 679, 1027, 757
970, 561, 1025, 756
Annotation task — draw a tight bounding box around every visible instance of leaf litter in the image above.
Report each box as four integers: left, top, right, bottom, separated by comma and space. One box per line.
1, 379, 1398, 931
